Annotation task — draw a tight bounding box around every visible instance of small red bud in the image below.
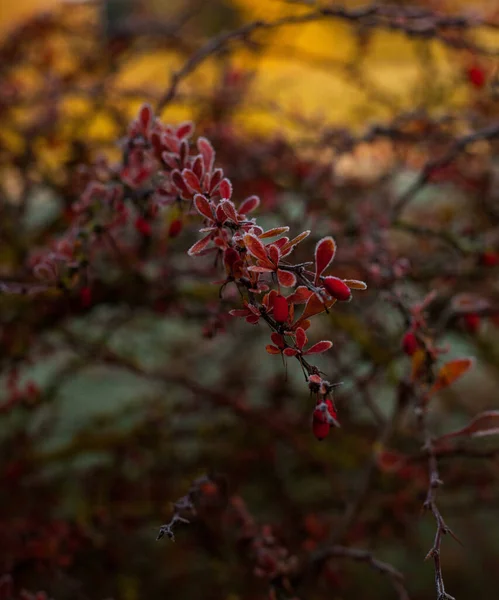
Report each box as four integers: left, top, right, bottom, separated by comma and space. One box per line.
273, 295, 289, 323
322, 276, 352, 301
80, 286, 92, 308
402, 331, 419, 356
467, 65, 486, 89
135, 216, 152, 236
168, 218, 183, 238
463, 313, 480, 334
479, 251, 499, 267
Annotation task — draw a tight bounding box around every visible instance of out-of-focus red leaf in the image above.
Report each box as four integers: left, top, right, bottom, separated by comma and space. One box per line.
176, 121, 194, 139
219, 178, 232, 199
239, 195, 260, 214
197, 137, 215, 174
187, 234, 212, 256
429, 358, 474, 395
435, 410, 499, 443
139, 103, 153, 131
182, 169, 202, 194
247, 265, 274, 273
451, 293, 490, 314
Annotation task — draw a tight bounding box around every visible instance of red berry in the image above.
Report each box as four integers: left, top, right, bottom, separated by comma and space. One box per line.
463, 313, 480, 333
135, 216, 151, 236
168, 218, 183, 238
402, 331, 419, 356
312, 418, 330, 441
80, 286, 92, 308
312, 399, 338, 440
273, 294, 289, 323
480, 251, 499, 267
467, 65, 486, 89
322, 276, 351, 301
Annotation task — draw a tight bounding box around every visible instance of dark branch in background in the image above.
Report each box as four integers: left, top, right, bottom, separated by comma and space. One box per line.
157, 3, 499, 111
391, 122, 499, 218
312, 545, 410, 600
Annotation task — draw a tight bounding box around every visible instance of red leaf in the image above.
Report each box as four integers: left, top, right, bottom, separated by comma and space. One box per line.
182, 169, 202, 194
197, 137, 215, 174
138, 103, 153, 131
284, 348, 299, 357
297, 293, 336, 326
295, 327, 307, 350
281, 230, 311, 256
286, 286, 313, 305
220, 199, 238, 222
429, 358, 474, 395
192, 155, 204, 181
171, 170, 190, 198
247, 266, 274, 273
268, 245, 280, 265
277, 269, 297, 288
314, 237, 337, 284
271, 332, 284, 347
193, 194, 214, 220
176, 121, 194, 139
209, 169, 223, 193
187, 234, 212, 256
219, 178, 232, 199
305, 340, 333, 354
239, 195, 260, 214
168, 219, 183, 238
343, 279, 367, 290
259, 227, 289, 239
244, 234, 268, 261
441, 411, 499, 442
266, 345, 281, 355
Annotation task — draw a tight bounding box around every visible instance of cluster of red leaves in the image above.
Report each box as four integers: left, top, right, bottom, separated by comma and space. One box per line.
29, 104, 366, 437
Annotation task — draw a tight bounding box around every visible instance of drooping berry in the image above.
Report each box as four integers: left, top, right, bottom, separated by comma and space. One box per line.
401, 331, 419, 356
312, 399, 338, 441
322, 276, 352, 301
273, 294, 289, 323
312, 417, 330, 441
